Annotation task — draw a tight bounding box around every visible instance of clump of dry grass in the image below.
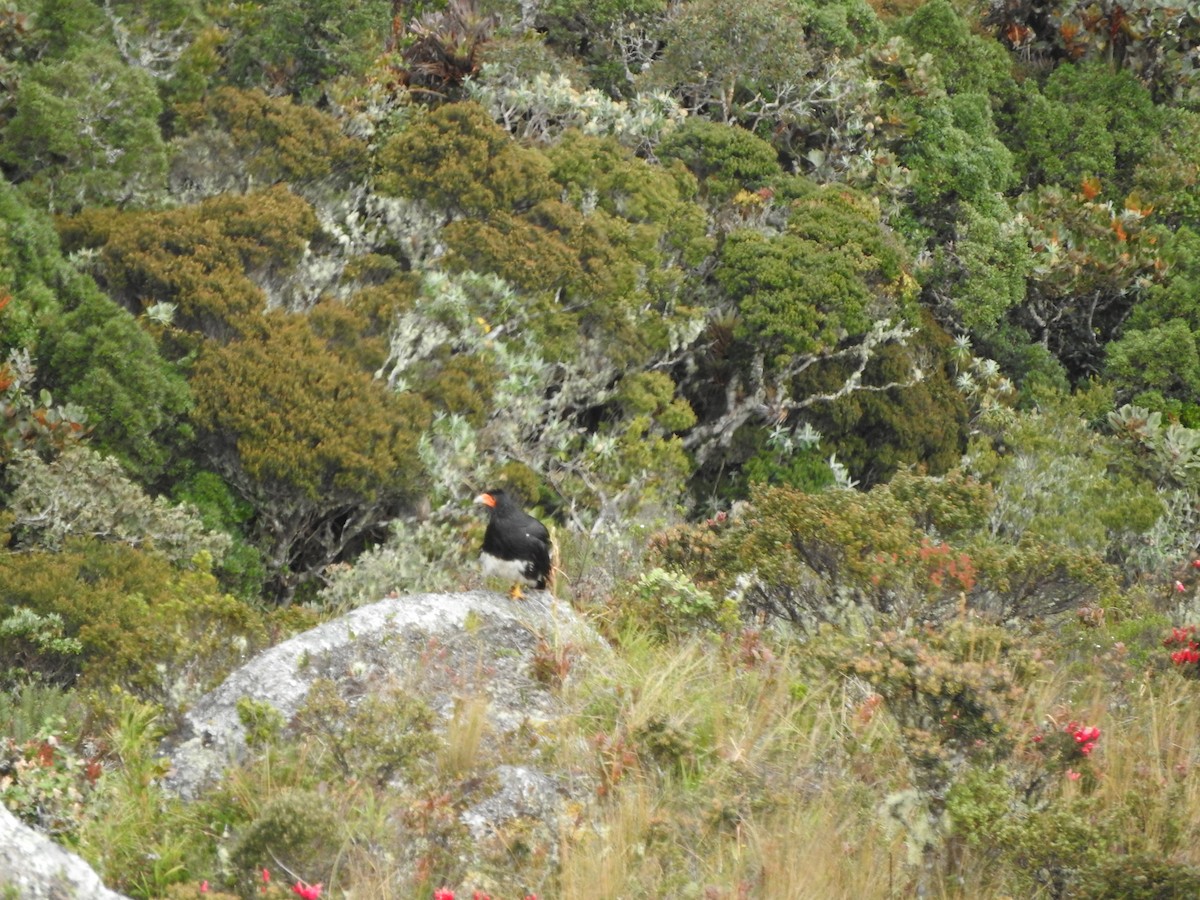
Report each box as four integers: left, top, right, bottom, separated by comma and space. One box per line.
439, 694, 491, 777
554, 628, 914, 897
550, 613, 1200, 898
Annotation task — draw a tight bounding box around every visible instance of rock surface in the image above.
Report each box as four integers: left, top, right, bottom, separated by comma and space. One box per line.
0, 804, 130, 899
163, 588, 601, 796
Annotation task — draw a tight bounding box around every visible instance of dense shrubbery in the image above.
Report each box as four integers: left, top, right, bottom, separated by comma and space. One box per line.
0, 537, 262, 703
5, 0, 1200, 895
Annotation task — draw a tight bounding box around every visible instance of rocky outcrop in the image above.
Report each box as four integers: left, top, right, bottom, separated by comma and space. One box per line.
3, 591, 605, 897
0, 804, 130, 899
161, 587, 604, 900
163, 590, 601, 800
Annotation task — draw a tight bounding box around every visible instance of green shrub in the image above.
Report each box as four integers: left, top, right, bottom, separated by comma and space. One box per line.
839, 620, 1033, 772
618, 567, 734, 640
894, 0, 1014, 98
0, 48, 167, 211
1009, 61, 1162, 194
0, 539, 265, 707
291, 678, 438, 787
171, 470, 267, 600
376, 102, 554, 216
7, 446, 230, 566
37, 287, 191, 480
657, 119, 782, 200
0, 607, 82, 689
1078, 853, 1200, 899
215, 0, 392, 101
228, 789, 342, 892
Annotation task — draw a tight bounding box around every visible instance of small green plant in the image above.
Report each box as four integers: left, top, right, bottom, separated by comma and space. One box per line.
0, 606, 83, 687
237, 697, 285, 749
621, 567, 732, 639
228, 792, 341, 895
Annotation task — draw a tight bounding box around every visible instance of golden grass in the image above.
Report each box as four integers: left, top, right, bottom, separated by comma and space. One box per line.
125, 611, 1200, 898
438, 694, 491, 777
555, 631, 916, 897
551, 618, 1200, 898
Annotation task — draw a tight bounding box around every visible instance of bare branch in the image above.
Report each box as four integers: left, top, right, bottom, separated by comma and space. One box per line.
684, 320, 920, 466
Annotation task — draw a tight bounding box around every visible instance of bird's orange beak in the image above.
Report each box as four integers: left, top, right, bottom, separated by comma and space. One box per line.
475, 492, 496, 508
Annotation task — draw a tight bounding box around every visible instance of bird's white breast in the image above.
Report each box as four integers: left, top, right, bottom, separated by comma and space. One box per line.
480, 551, 536, 584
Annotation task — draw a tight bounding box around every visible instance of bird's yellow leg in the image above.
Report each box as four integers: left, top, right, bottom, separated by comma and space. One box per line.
508, 583, 525, 600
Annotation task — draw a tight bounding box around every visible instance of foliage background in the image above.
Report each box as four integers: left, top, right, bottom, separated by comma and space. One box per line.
4, 0, 1200, 895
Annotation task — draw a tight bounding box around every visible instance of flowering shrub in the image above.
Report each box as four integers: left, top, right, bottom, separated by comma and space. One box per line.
1031, 718, 1103, 780
1164, 625, 1200, 672
0, 731, 95, 838
1068, 722, 1102, 756
187, 869, 321, 898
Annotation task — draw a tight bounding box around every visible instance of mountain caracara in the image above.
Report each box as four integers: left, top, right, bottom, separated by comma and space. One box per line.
474, 489, 552, 599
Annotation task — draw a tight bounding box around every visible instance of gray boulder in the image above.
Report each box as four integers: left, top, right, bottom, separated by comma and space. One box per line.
162, 589, 605, 894
0, 804, 130, 899
163, 586, 602, 794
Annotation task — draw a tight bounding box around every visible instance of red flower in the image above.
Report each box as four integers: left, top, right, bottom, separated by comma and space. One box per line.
434, 891, 455, 900
1176, 581, 1186, 593
1066, 769, 1082, 781
292, 882, 322, 899
1172, 648, 1200, 665
262, 869, 271, 884
1065, 722, 1101, 756
1073, 725, 1100, 743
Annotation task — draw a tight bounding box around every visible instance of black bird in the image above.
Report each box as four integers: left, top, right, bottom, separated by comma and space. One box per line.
474, 489, 552, 599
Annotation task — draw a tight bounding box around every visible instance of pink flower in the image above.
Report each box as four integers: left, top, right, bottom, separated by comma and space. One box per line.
292, 882, 322, 899
1073, 725, 1100, 743
1066, 769, 1081, 781
1176, 581, 1186, 592
1191, 559, 1200, 568
434, 891, 455, 900
262, 869, 271, 884
200, 882, 209, 894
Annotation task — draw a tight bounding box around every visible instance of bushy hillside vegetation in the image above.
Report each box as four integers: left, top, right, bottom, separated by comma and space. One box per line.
5, 0, 1200, 895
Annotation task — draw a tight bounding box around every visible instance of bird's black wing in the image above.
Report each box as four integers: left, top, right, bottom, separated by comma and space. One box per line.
521, 521, 552, 588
